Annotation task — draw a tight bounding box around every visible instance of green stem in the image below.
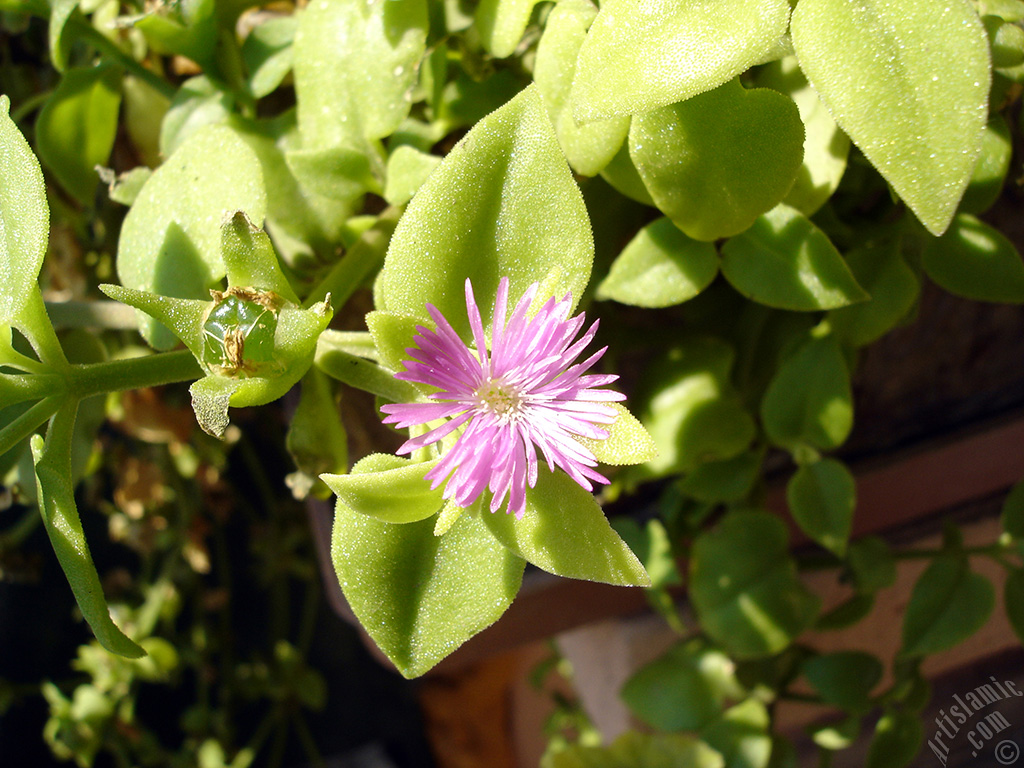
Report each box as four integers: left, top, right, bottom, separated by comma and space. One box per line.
68, 349, 202, 398
0, 373, 65, 407
302, 206, 401, 310
65, 16, 176, 100
44, 300, 140, 330
314, 344, 418, 403
10, 88, 53, 123
0, 395, 62, 457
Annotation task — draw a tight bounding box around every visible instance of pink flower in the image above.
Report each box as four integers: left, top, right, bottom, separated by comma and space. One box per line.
380, 277, 624, 518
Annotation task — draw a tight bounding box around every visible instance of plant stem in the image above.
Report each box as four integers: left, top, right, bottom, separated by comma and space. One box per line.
302, 206, 401, 310
0, 395, 62, 457
68, 350, 202, 398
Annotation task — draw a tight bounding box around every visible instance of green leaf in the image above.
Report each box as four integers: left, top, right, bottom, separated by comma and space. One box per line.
900, 555, 995, 657
322, 454, 445, 524
828, 240, 919, 347
283, 143, 381, 202
630, 80, 804, 242
98, 285, 207, 361
242, 16, 297, 99
814, 593, 874, 631
482, 469, 649, 586
294, 0, 427, 144
599, 138, 655, 205
0, 95, 49, 325
761, 334, 853, 452
847, 536, 897, 593
545, 731, 724, 768
117, 124, 267, 349
922, 213, 1024, 303
637, 338, 756, 478
612, 517, 682, 588
811, 716, 860, 751
690, 510, 820, 658
220, 212, 300, 304
570, 0, 791, 121
48, 0, 78, 72
1001, 478, 1024, 538
32, 402, 145, 658
228, 113, 353, 262
756, 56, 850, 216
791, 0, 990, 235
678, 450, 763, 504
865, 711, 923, 768
700, 698, 773, 768
534, 0, 629, 176
720, 205, 869, 311
475, 0, 539, 58
802, 651, 882, 714
573, 402, 658, 466
622, 639, 745, 731
36, 64, 122, 204
597, 218, 719, 308
960, 115, 1013, 214
133, 0, 218, 70
380, 85, 594, 336
1005, 568, 1024, 644
786, 458, 855, 557
159, 76, 233, 158
331, 496, 525, 678
384, 145, 441, 206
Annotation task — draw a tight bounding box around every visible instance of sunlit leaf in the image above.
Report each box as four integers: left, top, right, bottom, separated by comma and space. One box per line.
380, 86, 593, 335
332, 495, 525, 678
630, 80, 804, 241
571, 0, 791, 121
483, 469, 649, 586
690, 510, 820, 657
791, 0, 990, 234
720, 205, 868, 311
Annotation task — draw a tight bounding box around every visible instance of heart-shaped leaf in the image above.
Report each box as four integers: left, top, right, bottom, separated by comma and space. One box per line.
690, 510, 820, 657
761, 333, 853, 452
331, 496, 525, 677
630, 80, 804, 241
380, 85, 594, 336
482, 468, 650, 586
622, 639, 745, 731
787, 458, 856, 557
922, 213, 1024, 303
901, 555, 994, 657
720, 205, 868, 311
597, 217, 719, 308
571, 0, 791, 121
791, 0, 990, 234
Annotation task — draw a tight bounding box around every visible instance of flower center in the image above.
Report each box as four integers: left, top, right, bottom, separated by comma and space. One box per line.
476, 377, 525, 421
